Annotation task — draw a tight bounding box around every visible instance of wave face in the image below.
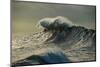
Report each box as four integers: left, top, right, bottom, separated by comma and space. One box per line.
12, 17, 96, 66
47, 26, 96, 50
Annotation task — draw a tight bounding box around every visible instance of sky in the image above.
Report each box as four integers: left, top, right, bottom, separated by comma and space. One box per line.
12, 1, 96, 32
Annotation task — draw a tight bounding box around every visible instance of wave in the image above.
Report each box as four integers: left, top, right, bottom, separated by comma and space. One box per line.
12, 16, 96, 66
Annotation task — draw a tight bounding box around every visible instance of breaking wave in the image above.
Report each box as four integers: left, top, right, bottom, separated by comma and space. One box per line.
12, 16, 96, 67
